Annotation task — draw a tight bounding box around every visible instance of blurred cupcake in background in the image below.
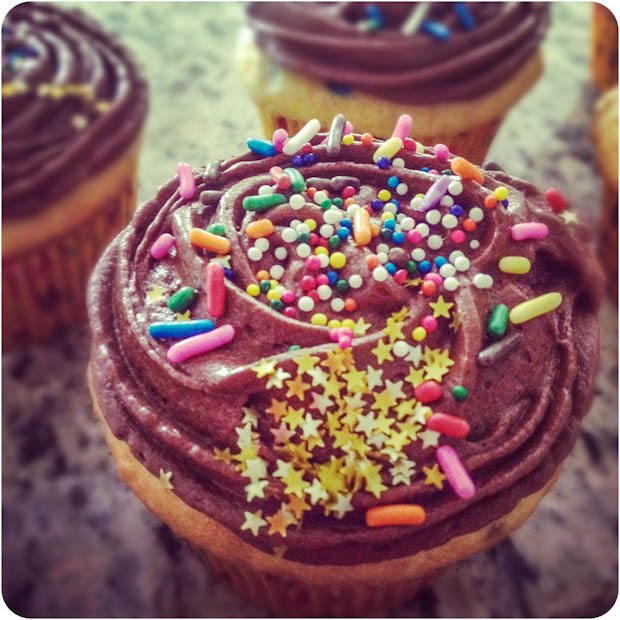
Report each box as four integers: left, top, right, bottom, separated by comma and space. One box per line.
593, 85, 618, 301
591, 2, 618, 91
236, 2, 549, 163
2, 3, 148, 349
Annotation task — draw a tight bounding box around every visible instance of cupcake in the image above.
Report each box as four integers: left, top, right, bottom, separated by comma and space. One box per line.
2, 3, 148, 348
593, 85, 618, 301
88, 115, 603, 616
591, 2, 618, 91
236, 2, 549, 163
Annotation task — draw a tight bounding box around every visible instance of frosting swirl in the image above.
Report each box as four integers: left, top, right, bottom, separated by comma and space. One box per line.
246, 2, 550, 104
88, 127, 602, 565
2, 2, 148, 217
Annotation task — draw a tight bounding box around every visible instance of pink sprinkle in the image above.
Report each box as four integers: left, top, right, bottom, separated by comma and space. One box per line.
344, 120, 353, 134
339, 327, 353, 338
205, 262, 225, 318
167, 324, 235, 363
277, 174, 291, 189
392, 114, 413, 141
393, 269, 408, 284
150, 233, 175, 259
342, 185, 356, 199
283, 307, 297, 318
329, 328, 340, 342
177, 162, 196, 200
269, 166, 283, 181
308, 290, 319, 303
306, 256, 321, 271
309, 233, 319, 246
301, 276, 316, 291
338, 336, 352, 350
510, 222, 549, 241
424, 272, 443, 286
451, 230, 466, 244
272, 129, 288, 153
318, 238, 329, 248
281, 290, 296, 304
436, 445, 476, 500
434, 143, 449, 160
422, 315, 437, 332
316, 274, 329, 286
407, 230, 422, 244
429, 169, 439, 175
404, 138, 416, 151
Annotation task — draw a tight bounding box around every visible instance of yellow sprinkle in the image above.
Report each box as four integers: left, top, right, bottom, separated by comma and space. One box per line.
342, 133, 355, 145
412, 327, 427, 341
378, 189, 391, 202
372, 136, 403, 163
246, 283, 260, 297
270, 279, 279, 288
329, 252, 346, 269
509, 292, 563, 324
304, 219, 317, 231
341, 319, 356, 329
315, 246, 329, 255
328, 319, 341, 328
311, 313, 328, 326
499, 256, 531, 275
266, 289, 281, 301
415, 141, 425, 154
494, 186, 509, 201
381, 212, 395, 221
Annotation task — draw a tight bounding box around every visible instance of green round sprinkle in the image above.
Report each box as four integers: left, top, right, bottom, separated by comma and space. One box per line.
243, 193, 287, 212
260, 280, 272, 294
329, 235, 341, 249
441, 169, 452, 176
332, 197, 344, 207
283, 167, 305, 193
207, 223, 226, 236
270, 299, 284, 311
298, 232, 310, 243
288, 344, 301, 351
487, 304, 509, 339
320, 199, 332, 210
168, 286, 195, 313
406, 260, 418, 274
336, 279, 349, 293
452, 385, 468, 402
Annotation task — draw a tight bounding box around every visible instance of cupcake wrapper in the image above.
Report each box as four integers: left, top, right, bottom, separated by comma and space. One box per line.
258, 110, 501, 164
2, 179, 135, 349
599, 183, 618, 302
591, 3, 619, 92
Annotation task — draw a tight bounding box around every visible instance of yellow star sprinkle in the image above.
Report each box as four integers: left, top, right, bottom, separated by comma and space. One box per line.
285, 374, 311, 400
423, 464, 446, 489
245, 480, 269, 501
391, 306, 410, 322
175, 310, 191, 321
266, 367, 291, 389
158, 469, 174, 490
293, 353, 320, 374
560, 211, 578, 224
372, 339, 394, 364
241, 510, 267, 536
353, 317, 372, 336
305, 478, 329, 505
146, 286, 165, 302
266, 508, 294, 538
419, 429, 441, 449
283, 406, 305, 431
449, 311, 462, 331
252, 358, 277, 379
372, 389, 396, 416
429, 295, 454, 319
359, 460, 387, 499
282, 467, 309, 498
404, 367, 425, 388
383, 318, 405, 343
341, 367, 368, 393
266, 399, 288, 422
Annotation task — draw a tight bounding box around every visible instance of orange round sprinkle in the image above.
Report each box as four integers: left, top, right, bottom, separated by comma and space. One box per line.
247, 218, 274, 239
450, 157, 485, 184
484, 195, 498, 209
370, 223, 380, 237
365, 254, 379, 269
421, 280, 437, 296
306, 187, 316, 199
366, 504, 426, 527
463, 218, 476, 232
256, 270, 270, 281
344, 297, 357, 312
361, 132, 373, 146
344, 197, 356, 207
188, 228, 231, 255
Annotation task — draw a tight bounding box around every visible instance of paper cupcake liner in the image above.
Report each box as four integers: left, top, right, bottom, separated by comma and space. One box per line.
2, 179, 136, 349
258, 110, 501, 164
591, 3, 618, 91
599, 182, 618, 302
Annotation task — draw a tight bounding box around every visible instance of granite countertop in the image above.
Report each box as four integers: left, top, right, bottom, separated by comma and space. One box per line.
2, 2, 618, 617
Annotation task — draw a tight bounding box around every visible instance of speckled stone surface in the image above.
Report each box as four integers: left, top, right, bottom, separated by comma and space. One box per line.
2, 2, 618, 617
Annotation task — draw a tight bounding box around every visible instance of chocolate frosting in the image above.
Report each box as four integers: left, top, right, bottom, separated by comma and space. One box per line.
88, 133, 603, 565
2, 2, 148, 217
246, 2, 550, 104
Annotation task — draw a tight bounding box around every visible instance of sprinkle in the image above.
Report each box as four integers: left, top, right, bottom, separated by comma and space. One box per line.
393, 340, 410, 357
246, 283, 260, 297
205, 262, 225, 318
454, 2, 475, 29
373, 137, 403, 163
452, 385, 468, 401
412, 327, 427, 341
298, 296, 315, 312
168, 286, 195, 313
329, 252, 346, 269
372, 266, 389, 281
150, 233, 175, 259
450, 157, 484, 184
177, 162, 196, 199
472, 273, 493, 289
327, 113, 346, 156
353, 207, 372, 246
478, 331, 523, 367
247, 219, 274, 239
499, 256, 531, 274
545, 187, 567, 213
189, 228, 231, 254
509, 292, 563, 324
436, 445, 475, 499
421, 19, 451, 40
414, 380, 442, 403
420, 175, 452, 211
283, 118, 321, 155
391, 114, 412, 141
149, 319, 214, 340
401, 2, 430, 35
366, 504, 426, 527
427, 413, 470, 438
247, 138, 276, 157
283, 167, 306, 192
243, 193, 287, 212
493, 186, 509, 201
487, 304, 509, 339
510, 222, 549, 241
167, 324, 235, 363
272, 128, 288, 153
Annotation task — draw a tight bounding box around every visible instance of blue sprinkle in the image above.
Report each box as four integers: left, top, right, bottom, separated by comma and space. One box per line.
385, 262, 397, 275
387, 176, 399, 188
384, 219, 396, 230
247, 138, 276, 157
418, 260, 432, 274
502, 198, 509, 208
454, 2, 475, 30
390, 199, 401, 210
326, 82, 354, 96
337, 227, 350, 239
380, 228, 393, 241
327, 270, 338, 285
434, 256, 448, 268
224, 268, 234, 280
421, 166, 430, 173
302, 153, 316, 166
149, 319, 215, 340
392, 231, 406, 245
421, 19, 451, 41
291, 155, 303, 167
365, 4, 386, 27
340, 218, 352, 229
377, 157, 391, 170
370, 198, 384, 212
450, 205, 464, 217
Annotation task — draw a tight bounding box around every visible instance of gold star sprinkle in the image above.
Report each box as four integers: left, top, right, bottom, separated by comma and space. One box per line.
560, 211, 578, 224
419, 429, 441, 449
353, 317, 372, 336
175, 310, 191, 321
266, 367, 291, 389
241, 510, 267, 536
429, 295, 454, 319
245, 480, 269, 501
252, 359, 277, 379
293, 352, 320, 374
146, 286, 165, 302
423, 464, 446, 489
371, 339, 394, 364
266, 508, 295, 538
383, 318, 405, 343
285, 374, 311, 400
158, 469, 174, 490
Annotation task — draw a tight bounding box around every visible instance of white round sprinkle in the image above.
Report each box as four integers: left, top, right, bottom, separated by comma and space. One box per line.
255, 237, 270, 252
298, 296, 315, 312
425, 210, 441, 225
331, 298, 345, 312
410, 196, 424, 211
384, 203, 397, 214
274, 246, 288, 260
247, 247, 262, 262
396, 183, 408, 196
270, 264, 284, 280
377, 252, 389, 264
441, 214, 458, 229
297, 223, 310, 236
411, 248, 426, 261
473, 273, 494, 289
393, 157, 405, 168
274, 285, 286, 296
470, 240, 480, 250
258, 184, 274, 195
454, 256, 470, 272
372, 266, 389, 281
320, 224, 334, 238
348, 274, 363, 289
449, 250, 465, 264
400, 216, 415, 231
469, 207, 484, 223
444, 276, 459, 291
376, 243, 390, 255
289, 194, 305, 210
427, 235, 443, 250
317, 284, 332, 300
440, 195, 454, 208
347, 204, 360, 217
318, 254, 330, 268
439, 263, 456, 278
290, 219, 302, 230
313, 191, 328, 205
296, 243, 311, 258
448, 180, 463, 196
281, 228, 298, 243
323, 209, 341, 225
393, 341, 410, 358
416, 223, 430, 237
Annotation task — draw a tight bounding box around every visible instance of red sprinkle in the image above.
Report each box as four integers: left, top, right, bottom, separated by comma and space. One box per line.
393, 269, 408, 284
545, 187, 567, 213
342, 185, 356, 199
205, 262, 225, 318
427, 413, 470, 438
414, 381, 442, 403
404, 137, 416, 151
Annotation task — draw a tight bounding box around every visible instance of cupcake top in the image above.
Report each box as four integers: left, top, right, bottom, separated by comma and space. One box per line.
89, 115, 603, 565
245, 2, 550, 104
2, 3, 148, 217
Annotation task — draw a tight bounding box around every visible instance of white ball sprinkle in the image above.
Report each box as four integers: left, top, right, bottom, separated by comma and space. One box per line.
247, 247, 263, 262
331, 298, 345, 312
469, 207, 484, 223
393, 341, 410, 358
383, 203, 397, 214
440, 195, 454, 208
289, 194, 305, 210
393, 157, 405, 168
297, 223, 310, 236
441, 214, 458, 229
416, 223, 430, 237
396, 183, 408, 196
448, 180, 463, 196
281, 228, 298, 243
320, 224, 334, 238
313, 191, 328, 205
298, 296, 315, 312
470, 240, 480, 250
372, 266, 389, 281
317, 284, 332, 300
318, 254, 330, 268
444, 277, 459, 291
427, 235, 443, 250
258, 184, 274, 196
425, 210, 441, 225
377, 252, 389, 264
400, 216, 415, 231
347, 204, 360, 217
473, 273, 494, 289
348, 274, 363, 289
449, 250, 465, 264
411, 248, 426, 261
296, 243, 311, 258
410, 196, 424, 211
274, 246, 288, 260
255, 237, 270, 252
323, 209, 341, 225
270, 264, 284, 280
290, 219, 302, 230
439, 263, 456, 278
454, 256, 470, 272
